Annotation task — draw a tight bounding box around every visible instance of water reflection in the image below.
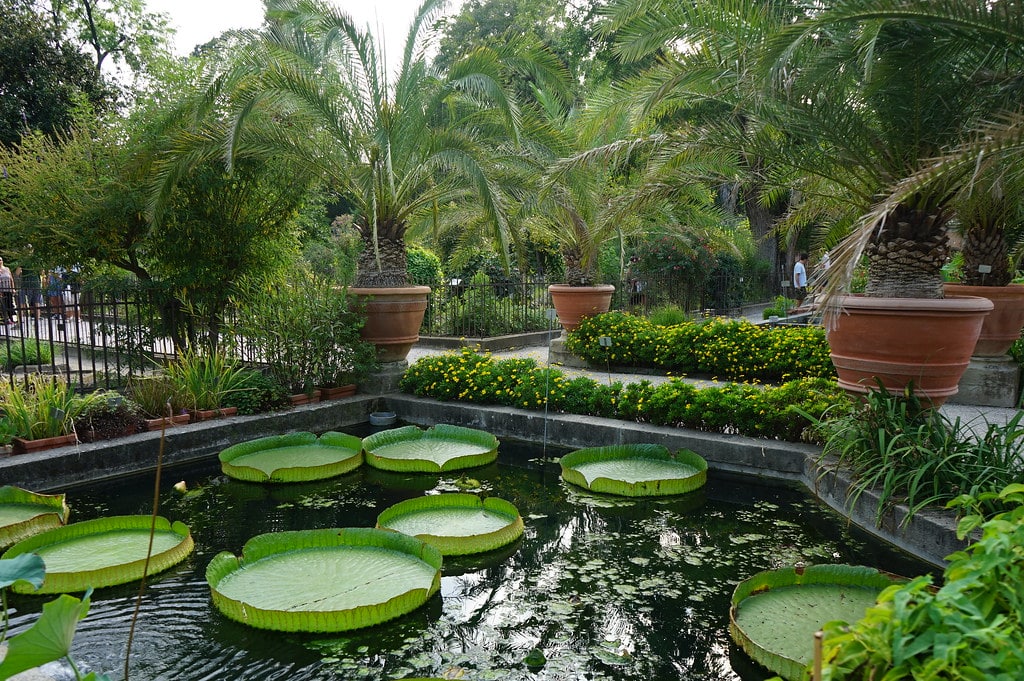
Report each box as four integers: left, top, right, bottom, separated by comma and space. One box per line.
5, 441, 933, 680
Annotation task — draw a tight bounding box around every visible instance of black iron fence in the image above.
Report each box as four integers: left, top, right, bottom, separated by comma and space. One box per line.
0, 271, 775, 391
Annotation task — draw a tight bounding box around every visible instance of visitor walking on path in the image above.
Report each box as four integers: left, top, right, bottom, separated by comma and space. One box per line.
0, 258, 16, 326
792, 253, 808, 303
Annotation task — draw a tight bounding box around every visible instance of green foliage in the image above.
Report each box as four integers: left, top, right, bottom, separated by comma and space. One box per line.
220, 371, 289, 416
125, 374, 189, 419
224, 275, 377, 394
427, 271, 550, 337
811, 385, 1024, 526
567, 312, 834, 382
0, 373, 105, 439
0, 341, 53, 370
762, 296, 797, 319
407, 246, 444, 288
647, 304, 689, 327
400, 349, 846, 441
816, 484, 1024, 680
165, 349, 251, 411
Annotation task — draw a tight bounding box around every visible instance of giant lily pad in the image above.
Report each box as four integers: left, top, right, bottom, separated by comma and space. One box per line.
219, 431, 363, 483
730, 564, 904, 680
3, 515, 194, 594
0, 486, 70, 550
559, 444, 707, 497
206, 527, 442, 632
362, 425, 499, 473
376, 493, 524, 556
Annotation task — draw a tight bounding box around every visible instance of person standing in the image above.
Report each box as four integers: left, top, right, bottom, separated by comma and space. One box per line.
0, 258, 16, 325
46, 268, 65, 318
792, 253, 808, 303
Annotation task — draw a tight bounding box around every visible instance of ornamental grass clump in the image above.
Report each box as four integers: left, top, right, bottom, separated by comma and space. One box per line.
567, 313, 833, 382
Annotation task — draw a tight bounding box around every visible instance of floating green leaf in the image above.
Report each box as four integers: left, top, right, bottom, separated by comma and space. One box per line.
376, 494, 524, 556
0, 487, 69, 550
2, 516, 194, 594
0, 588, 93, 678
206, 528, 442, 632
729, 564, 904, 680
0, 554, 45, 592
219, 431, 363, 483
363, 425, 499, 473
559, 444, 707, 497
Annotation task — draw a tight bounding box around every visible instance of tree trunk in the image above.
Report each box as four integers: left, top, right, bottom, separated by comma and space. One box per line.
961, 217, 1012, 286
355, 233, 409, 287
739, 181, 784, 291
864, 205, 949, 299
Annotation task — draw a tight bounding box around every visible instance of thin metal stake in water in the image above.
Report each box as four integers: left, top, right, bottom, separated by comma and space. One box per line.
542, 308, 558, 459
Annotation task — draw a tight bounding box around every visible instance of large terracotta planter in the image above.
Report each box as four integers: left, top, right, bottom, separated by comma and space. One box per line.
548, 284, 615, 332
943, 283, 1024, 357
349, 286, 431, 363
827, 295, 993, 407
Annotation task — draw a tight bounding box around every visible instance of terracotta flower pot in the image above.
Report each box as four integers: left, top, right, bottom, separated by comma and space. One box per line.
191, 409, 218, 423
943, 283, 1024, 357
145, 414, 191, 431
11, 433, 78, 454
320, 384, 357, 400
289, 390, 322, 406
349, 286, 430, 363
548, 284, 615, 332
827, 294, 993, 407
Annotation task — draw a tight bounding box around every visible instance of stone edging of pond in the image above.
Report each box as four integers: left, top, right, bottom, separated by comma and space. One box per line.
0, 393, 962, 568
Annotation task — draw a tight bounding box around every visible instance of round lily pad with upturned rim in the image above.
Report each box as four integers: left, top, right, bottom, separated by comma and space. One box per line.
206, 527, 442, 632
0, 486, 70, 550
559, 444, 707, 497
2, 515, 194, 594
729, 564, 905, 680
219, 431, 363, 483
362, 424, 499, 473
376, 493, 524, 556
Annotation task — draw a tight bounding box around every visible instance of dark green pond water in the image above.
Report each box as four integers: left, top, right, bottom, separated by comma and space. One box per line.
7, 436, 934, 680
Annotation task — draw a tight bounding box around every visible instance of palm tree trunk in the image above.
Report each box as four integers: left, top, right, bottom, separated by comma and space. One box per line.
355, 234, 409, 287
864, 205, 950, 299
961, 217, 1012, 286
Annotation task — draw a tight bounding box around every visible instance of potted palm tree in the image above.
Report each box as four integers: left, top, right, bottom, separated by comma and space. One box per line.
190, 0, 526, 363
755, 1, 1024, 406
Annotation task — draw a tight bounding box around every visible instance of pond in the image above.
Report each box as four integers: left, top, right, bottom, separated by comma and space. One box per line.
6, 435, 934, 681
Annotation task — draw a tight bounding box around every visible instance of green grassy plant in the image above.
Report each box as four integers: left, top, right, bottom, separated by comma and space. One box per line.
0, 373, 105, 439
0, 342, 54, 370
811, 385, 1024, 525
761, 295, 797, 319
125, 374, 189, 419
647, 303, 689, 327
567, 312, 833, 382
165, 349, 250, 411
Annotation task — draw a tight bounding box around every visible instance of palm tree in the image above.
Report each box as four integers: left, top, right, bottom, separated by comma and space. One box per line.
178, 0, 530, 287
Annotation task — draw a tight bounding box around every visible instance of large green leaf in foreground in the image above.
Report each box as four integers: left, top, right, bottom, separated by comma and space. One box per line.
219, 431, 363, 482
206, 528, 442, 632
729, 564, 904, 680
2, 516, 194, 594
559, 444, 707, 497
376, 493, 524, 556
362, 425, 499, 473
0, 486, 69, 550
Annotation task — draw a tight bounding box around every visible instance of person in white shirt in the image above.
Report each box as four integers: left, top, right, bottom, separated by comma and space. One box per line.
793, 253, 808, 302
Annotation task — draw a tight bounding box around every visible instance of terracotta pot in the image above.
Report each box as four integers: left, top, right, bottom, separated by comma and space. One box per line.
320, 384, 357, 400
548, 284, 615, 332
289, 390, 322, 406
11, 433, 78, 454
943, 283, 1024, 357
349, 286, 430, 363
145, 414, 191, 431
217, 407, 238, 417
827, 295, 993, 407
191, 409, 218, 423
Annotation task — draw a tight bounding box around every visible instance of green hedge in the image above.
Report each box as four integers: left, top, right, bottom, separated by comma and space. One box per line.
565, 312, 834, 383
400, 349, 847, 442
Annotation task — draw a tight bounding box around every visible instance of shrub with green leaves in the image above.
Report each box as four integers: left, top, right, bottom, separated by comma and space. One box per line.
762, 295, 798, 319
0, 342, 54, 370
815, 484, 1024, 679
567, 312, 834, 383
221, 370, 289, 415
401, 349, 845, 441
73, 391, 145, 442
647, 304, 689, 327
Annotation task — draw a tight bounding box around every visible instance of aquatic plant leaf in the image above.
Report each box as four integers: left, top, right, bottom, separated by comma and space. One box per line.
2, 516, 194, 594
559, 445, 708, 497
0, 486, 69, 550
206, 528, 442, 632
362, 425, 498, 473
0, 588, 91, 678
729, 564, 904, 679
0, 553, 45, 591
219, 432, 363, 482
376, 494, 524, 556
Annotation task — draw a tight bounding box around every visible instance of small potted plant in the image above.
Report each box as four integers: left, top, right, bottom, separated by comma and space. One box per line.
126, 374, 191, 429
0, 373, 104, 453
165, 349, 249, 421
72, 391, 146, 442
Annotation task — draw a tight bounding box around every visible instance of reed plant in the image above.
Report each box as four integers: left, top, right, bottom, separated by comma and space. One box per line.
165, 349, 250, 411
126, 374, 189, 419
0, 373, 104, 439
